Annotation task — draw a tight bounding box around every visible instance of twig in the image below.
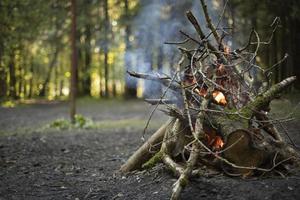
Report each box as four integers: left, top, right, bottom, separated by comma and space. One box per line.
200, 0, 223, 47
142, 71, 179, 141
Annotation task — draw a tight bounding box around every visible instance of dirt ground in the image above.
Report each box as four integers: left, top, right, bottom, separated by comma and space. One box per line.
0, 99, 299, 200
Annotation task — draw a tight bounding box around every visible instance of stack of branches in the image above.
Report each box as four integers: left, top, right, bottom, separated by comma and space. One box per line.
120, 1, 299, 199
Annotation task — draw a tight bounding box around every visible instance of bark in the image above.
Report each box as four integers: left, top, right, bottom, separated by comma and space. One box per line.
292, 18, 300, 89
0, 49, 6, 98
82, 1, 92, 96
119, 120, 173, 173
221, 129, 266, 175
18, 61, 23, 97
70, 0, 78, 123
28, 56, 34, 98
8, 51, 17, 99
103, 0, 109, 98
83, 25, 92, 95
0, 67, 6, 98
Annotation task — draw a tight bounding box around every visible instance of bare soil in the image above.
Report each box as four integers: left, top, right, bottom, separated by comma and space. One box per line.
0, 99, 299, 200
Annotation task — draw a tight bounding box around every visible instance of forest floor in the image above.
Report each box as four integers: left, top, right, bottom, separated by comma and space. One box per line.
0, 97, 300, 200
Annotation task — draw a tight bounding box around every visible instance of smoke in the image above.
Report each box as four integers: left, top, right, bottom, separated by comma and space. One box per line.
126, 0, 228, 98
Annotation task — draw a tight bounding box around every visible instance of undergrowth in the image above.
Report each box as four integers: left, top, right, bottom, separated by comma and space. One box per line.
49, 114, 93, 129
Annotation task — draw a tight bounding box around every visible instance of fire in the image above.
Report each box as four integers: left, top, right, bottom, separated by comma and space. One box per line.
224, 45, 230, 55
184, 75, 227, 106
213, 136, 224, 149
212, 91, 227, 105
194, 88, 207, 97
205, 133, 224, 150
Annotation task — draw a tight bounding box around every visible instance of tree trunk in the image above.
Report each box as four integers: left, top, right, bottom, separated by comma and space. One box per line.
39, 48, 59, 97
292, 18, 300, 89
83, 22, 92, 96
0, 67, 6, 99
70, 0, 78, 123
0, 47, 7, 99
8, 51, 17, 99
28, 57, 34, 98
103, 0, 109, 98
18, 59, 24, 98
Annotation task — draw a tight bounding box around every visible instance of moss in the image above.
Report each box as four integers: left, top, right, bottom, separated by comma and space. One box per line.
142, 151, 163, 169
179, 176, 189, 187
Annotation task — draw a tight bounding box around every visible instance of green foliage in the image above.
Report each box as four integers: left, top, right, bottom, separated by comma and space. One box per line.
49, 118, 70, 130
1, 100, 16, 108
49, 114, 93, 130
1, 0, 299, 101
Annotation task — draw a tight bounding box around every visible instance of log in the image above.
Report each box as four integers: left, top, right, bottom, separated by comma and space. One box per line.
221, 129, 266, 175
214, 76, 297, 137
119, 119, 174, 173
214, 77, 297, 174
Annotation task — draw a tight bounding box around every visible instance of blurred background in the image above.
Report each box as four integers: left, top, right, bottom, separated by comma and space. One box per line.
0, 0, 299, 104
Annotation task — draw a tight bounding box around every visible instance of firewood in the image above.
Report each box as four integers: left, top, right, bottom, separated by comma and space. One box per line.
120, 1, 299, 199
120, 119, 174, 173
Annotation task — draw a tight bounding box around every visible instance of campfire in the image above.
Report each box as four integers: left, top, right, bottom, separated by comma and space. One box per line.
120, 1, 299, 199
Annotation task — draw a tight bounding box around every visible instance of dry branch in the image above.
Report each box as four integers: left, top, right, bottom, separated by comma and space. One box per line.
120, 120, 173, 173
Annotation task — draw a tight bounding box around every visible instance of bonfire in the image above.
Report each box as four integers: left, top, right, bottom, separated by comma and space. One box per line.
120, 1, 299, 199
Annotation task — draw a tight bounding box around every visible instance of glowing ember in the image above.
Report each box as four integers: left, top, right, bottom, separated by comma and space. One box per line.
195, 88, 207, 97
213, 136, 224, 149
224, 45, 230, 55
213, 91, 227, 105
205, 133, 224, 150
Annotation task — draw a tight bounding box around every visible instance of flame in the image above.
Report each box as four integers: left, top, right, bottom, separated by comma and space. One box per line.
205, 133, 224, 150
213, 136, 224, 149
195, 88, 207, 97
213, 91, 227, 105
224, 45, 230, 55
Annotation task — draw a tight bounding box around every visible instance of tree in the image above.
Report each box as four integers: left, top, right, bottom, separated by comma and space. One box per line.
70, 0, 78, 123
103, 0, 110, 98
82, 0, 93, 96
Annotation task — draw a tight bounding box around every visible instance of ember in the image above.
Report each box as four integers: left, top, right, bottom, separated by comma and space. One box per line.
212, 91, 227, 105
205, 133, 224, 150
224, 45, 230, 56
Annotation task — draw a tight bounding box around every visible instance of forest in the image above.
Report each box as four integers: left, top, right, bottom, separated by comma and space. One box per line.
1, 1, 300, 200
0, 0, 299, 103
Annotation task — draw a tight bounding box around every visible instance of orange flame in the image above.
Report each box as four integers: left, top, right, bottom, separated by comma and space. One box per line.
213, 136, 224, 149
195, 88, 207, 97
224, 46, 230, 55
212, 91, 227, 105
205, 133, 224, 150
